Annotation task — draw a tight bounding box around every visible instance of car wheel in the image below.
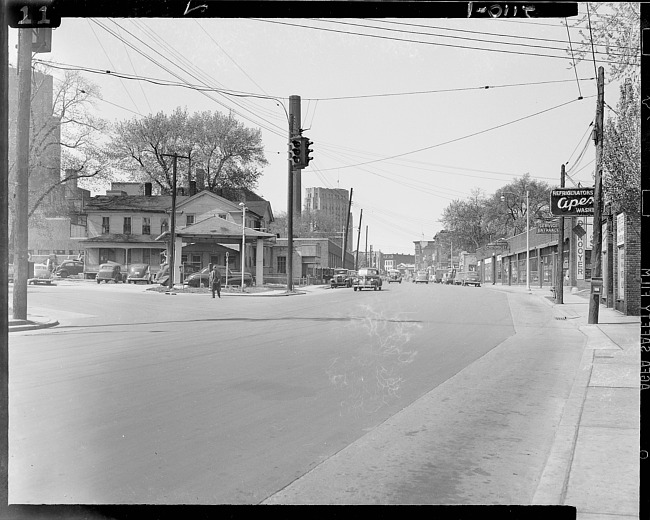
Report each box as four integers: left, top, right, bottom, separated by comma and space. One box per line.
96, 279, 100, 284
59, 271, 68, 278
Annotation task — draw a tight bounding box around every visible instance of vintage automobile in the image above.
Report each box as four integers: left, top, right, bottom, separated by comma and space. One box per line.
457, 271, 482, 287
29, 263, 53, 285
330, 268, 354, 288
440, 268, 456, 285
387, 269, 402, 284
184, 266, 254, 288
96, 262, 125, 284
352, 267, 382, 291
55, 259, 85, 278
155, 263, 202, 286
413, 270, 429, 284
126, 263, 153, 284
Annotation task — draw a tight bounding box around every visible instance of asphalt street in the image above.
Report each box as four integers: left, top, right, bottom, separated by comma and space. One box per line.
8, 280, 586, 504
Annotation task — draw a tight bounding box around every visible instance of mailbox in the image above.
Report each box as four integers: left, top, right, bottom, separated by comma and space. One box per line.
591, 276, 603, 294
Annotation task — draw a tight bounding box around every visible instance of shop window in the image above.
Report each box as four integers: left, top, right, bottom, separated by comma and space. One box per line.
277, 256, 287, 274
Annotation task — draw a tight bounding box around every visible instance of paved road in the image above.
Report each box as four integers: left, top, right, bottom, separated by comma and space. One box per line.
8, 281, 584, 504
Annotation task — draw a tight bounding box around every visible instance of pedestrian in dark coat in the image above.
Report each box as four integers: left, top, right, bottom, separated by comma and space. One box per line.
209, 265, 221, 298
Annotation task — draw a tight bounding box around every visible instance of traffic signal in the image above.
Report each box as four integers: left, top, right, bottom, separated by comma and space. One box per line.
289, 137, 302, 166
301, 136, 313, 167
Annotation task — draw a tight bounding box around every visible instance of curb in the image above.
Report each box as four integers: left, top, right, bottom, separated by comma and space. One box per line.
8, 318, 59, 332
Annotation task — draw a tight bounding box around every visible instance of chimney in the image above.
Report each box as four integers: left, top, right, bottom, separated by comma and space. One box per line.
189, 180, 197, 196
65, 169, 78, 192
144, 182, 152, 197
195, 169, 206, 191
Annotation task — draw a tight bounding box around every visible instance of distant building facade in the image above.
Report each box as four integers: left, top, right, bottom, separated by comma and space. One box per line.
304, 187, 353, 251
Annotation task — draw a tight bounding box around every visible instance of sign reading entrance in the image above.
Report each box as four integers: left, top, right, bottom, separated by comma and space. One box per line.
550, 188, 594, 216
537, 222, 558, 234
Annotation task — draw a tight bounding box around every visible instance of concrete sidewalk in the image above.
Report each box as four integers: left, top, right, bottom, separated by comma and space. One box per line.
490, 284, 640, 519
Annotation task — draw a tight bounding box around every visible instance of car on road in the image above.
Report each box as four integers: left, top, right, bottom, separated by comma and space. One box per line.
458, 271, 481, 287
126, 263, 153, 284
413, 270, 429, 284
55, 259, 84, 278
352, 267, 382, 291
387, 269, 402, 284
29, 263, 53, 285
96, 262, 125, 284
184, 266, 254, 288
330, 268, 354, 288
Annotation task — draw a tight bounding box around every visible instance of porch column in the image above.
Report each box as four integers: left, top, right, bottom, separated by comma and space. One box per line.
256, 238, 264, 285
172, 236, 183, 287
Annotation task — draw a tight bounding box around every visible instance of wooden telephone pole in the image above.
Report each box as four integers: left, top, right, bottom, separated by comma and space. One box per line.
588, 66, 605, 324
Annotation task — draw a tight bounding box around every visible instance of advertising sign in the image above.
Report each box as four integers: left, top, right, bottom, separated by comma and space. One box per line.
537, 222, 559, 234
550, 188, 594, 216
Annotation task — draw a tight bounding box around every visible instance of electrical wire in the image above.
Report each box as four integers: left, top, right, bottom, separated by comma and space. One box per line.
586, 4, 600, 79
249, 18, 637, 66
565, 18, 583, 99
318, 96, 592, 171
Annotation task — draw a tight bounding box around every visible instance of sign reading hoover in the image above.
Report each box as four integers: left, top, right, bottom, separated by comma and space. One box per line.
550, 188, 594, 216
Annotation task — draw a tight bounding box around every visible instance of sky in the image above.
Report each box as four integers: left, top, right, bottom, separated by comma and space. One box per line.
7, 3, 626, 254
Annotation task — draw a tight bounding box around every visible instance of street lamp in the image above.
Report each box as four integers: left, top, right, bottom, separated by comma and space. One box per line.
239, 202, 247, 292
501, 191, 530, 292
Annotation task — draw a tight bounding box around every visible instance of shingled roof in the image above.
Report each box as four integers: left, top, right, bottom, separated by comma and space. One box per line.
84, 195, 185, 212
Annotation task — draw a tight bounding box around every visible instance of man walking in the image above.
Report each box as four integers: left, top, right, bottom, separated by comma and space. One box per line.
209, 264, 221, 299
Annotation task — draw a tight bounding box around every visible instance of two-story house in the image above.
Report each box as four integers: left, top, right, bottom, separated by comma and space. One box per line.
81, 182, 276, 284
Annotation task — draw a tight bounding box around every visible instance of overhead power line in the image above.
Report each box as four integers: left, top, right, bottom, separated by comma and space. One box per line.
319, 96, 593, 171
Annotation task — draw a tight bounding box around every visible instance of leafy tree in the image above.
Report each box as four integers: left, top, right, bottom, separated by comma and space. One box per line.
603, 78, 640, 219
110, 108, 267, 194
564, 2, 640, 82
9, 67, 109, 244
439, 175, 553, 252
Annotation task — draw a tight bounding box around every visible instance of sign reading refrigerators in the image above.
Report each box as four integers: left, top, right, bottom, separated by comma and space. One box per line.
550, 188, 594, 216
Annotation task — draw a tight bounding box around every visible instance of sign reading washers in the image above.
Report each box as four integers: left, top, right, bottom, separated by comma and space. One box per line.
549, 188, 594, 216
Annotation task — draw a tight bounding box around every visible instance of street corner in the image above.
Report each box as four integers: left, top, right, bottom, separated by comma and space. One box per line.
9, 317, 59, 332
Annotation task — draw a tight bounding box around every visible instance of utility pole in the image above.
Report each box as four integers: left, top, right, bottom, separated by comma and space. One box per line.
13, 28, 33, 320
161, 153, 190, 291
287, 95, 301, 292
355, 209, 363, 271
588, 66, 605, 324
365, 226, 368, 268
555, 164, 566, 304
342, 188, 353, 269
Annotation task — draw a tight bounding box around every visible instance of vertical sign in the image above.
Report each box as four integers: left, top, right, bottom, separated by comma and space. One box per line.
576, 217, 585, 280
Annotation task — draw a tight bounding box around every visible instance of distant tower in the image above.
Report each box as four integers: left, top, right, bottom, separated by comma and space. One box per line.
304, 187, 353, 251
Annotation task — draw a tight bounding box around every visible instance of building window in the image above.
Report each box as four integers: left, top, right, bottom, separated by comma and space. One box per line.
186, 214, 195, 226
102, 216, 110, 234
142, 217, 151, 235
124, 217, 132, 234
277, 256, 287, 274
161, 218, 169, 234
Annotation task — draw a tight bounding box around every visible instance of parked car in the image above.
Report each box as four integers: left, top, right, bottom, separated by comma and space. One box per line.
330, 268, 354, 288
126, 263, 153, 284
387, 269, 402, 284
96, 262, 125, 284
55, 259, 84, 278
413, 270, 429, 284
458, 271, 481, 287
29, 263, 53, 285
443, 269, 456, 285
155, 263, 201, 286
352, 267, 382, 291
184, 266, 254, 288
